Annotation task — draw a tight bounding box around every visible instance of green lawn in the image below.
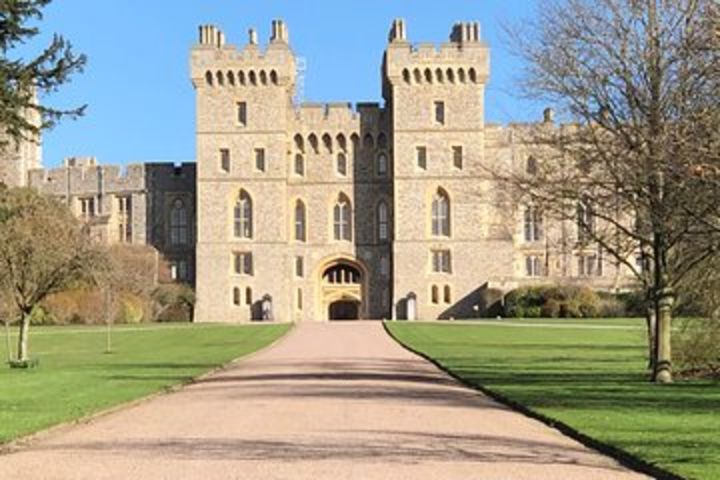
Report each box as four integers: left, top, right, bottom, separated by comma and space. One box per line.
387, 319, 720, 480
0, 323, 290, 444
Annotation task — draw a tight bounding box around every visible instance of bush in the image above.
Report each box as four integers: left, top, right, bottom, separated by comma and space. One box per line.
153, 284, 195, 322
505, 285, 605, 318
674, 318, 720, 378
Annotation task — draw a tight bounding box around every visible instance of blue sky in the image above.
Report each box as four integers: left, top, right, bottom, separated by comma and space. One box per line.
24, 1, 541, 168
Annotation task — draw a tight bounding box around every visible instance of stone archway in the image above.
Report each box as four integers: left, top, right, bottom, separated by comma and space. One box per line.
317, 257, 368, 321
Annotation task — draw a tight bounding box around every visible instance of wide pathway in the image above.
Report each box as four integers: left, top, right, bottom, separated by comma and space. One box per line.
0, 322, 648, 479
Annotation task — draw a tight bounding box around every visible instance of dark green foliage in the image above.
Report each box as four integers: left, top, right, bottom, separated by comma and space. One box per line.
0, 0, 86, 148
504, 285, 605, 318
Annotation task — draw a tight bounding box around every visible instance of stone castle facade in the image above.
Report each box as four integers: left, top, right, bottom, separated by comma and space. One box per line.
0, 19, 628, 323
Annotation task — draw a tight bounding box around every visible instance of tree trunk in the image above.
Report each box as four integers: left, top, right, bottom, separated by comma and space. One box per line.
16, 311, 30, 362
645, 305, 657, 370
653, 288, 674, 383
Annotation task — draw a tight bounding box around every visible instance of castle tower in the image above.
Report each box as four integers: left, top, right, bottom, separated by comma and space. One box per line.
191, 21, 297, 323
0, 89, 43, 187
384, 20, 512, 319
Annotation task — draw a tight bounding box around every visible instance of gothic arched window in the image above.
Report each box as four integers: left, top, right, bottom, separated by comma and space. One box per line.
234, 190, 253, 239
377, 201, 389, 241
524, 207, 543, 242
431, 189, 451, 237
169, 198, 189, 245
376, 153, 388, 176
294, 200, 306, 242
333, 194, 352, 241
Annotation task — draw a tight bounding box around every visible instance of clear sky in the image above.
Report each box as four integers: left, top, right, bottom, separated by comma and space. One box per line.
23, 0, 541, 168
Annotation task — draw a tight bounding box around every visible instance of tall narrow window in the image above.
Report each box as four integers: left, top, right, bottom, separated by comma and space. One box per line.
578, 253, 602, 277
295, 256, 304, 278
377, 201, 389, 241
434, 101, 445, 125
417, 146, 427, 170
443, 285, 452, 304
245, 287, 253, 305
452, 146, 463, 170
117, 195, 132, 243
431, 285, 439, 304
525, 255, 543, 277
294, 200, 306, 242
80, 197, 96, 219
336, 153, 347, 176
170, 198, 189, 245
237, 102, 247, 126
333, 194, 352, 241
431, 189, 450, 237
523, 207, 543, 242
376, 153, 388, 176
296, 288, 303, 310
233, 252, 253, 276
294, 154, 304, 176
233, 287, 241, 306
255, 148, 266, 172
234, 190, 253, 239
380, 256, 389, 277
577, 201, 594, 243
220, 149, 231, 173
526, 156, 538, 175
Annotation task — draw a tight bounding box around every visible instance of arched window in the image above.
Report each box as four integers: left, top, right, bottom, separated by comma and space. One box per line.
402, 69, 411, 84
363, 133, 374, 150
435, 68, 444, 83
446, 68, 455, 84
308, 133, 319, 154
377, 201, 389, 241
170, 198, 189, 245
248, 70, 257, 86
270, 70, 278, 85
413, 68, 422, 83
233, 287, 241, 306
336, 133, 347, 152
469, 67, 477, 83
526, 156, 538, 175
238, 71, 246, 86
337, 153, 348, 176
205, 71, 213, 86
350, 133, 360, 152
458, 68, 466, 83
322, 133, 333, 153
245, 287, 252, 305
216, 71, 224, 86
431, 189, 450, 237
376, 153, 388, 176
424, 68, 433, 83
294, 200, 306, 242
227, 71, 235, 86
333, 194, 352, 241
524, 207, 543, 242
259, 70, 268, 85
294, 133, 304, 153
444, 285, 452, 304
431, 285, 439, 304
234, 190, 253, 239
294, 154, 305, 176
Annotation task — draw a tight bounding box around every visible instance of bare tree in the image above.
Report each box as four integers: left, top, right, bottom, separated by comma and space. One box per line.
0, 186, 106, 363
496, 0, 720, 382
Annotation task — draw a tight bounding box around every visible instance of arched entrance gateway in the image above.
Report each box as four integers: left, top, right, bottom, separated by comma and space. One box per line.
318, 257, 368, 321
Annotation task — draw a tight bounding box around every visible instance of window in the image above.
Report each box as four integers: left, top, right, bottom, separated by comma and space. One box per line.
234, 252, 253, 276
237, 102, 247, 126
578, 253, 603, 277
295, 256, 304, 278
233, 287, 241, 306
434, 101, 445, 125
80, 197, 96, 219
294, 154, 304, 176
377, 153, 388, 176
452, 146, 463, 170
294, 200, 306, 242
417, 146, 427, 170
432, 250, 452, 273
577, 201, 594, 243
117, 196, 132, 243
245, 287, 253, 305
170, 199, 189, 245
443, 285, 452, 304
336, 153, 347, 176
525, 255, 544, 277
377, 202, 389, 241
296, 288, 303, 310
220, 149, 231, 173
234, 190, 253, 239
523, 207, 543, 242
526, 156, 538, 175
333, 194, 352, 241
431, 285, 439, 304
431, 189, 450, 237
380, 256, 389, 277
255, 148, 266, 172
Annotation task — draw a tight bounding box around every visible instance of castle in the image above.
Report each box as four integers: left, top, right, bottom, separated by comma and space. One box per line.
0, 19, 626, 322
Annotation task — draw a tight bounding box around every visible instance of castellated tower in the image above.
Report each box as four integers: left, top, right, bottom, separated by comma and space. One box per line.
384, 20, 514, 319
191, 21, 298, 323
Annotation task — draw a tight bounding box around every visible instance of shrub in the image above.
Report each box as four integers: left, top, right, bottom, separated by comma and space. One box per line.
674, 318, 720, 378
153, 284, 195, 322
504, 285, 604, 318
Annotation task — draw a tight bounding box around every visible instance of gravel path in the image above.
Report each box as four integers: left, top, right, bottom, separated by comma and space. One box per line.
0, 322, 648, 479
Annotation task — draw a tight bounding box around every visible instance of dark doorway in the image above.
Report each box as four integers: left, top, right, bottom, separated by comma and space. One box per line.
329, 301, 360, 320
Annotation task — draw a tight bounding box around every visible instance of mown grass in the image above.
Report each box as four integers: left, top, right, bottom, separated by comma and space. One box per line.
0, 323, 290, 444
387, 319, 720, 480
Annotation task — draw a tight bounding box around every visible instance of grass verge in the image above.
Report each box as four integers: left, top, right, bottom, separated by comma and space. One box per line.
386, 319, 719, 480
0, 322, 290, 444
